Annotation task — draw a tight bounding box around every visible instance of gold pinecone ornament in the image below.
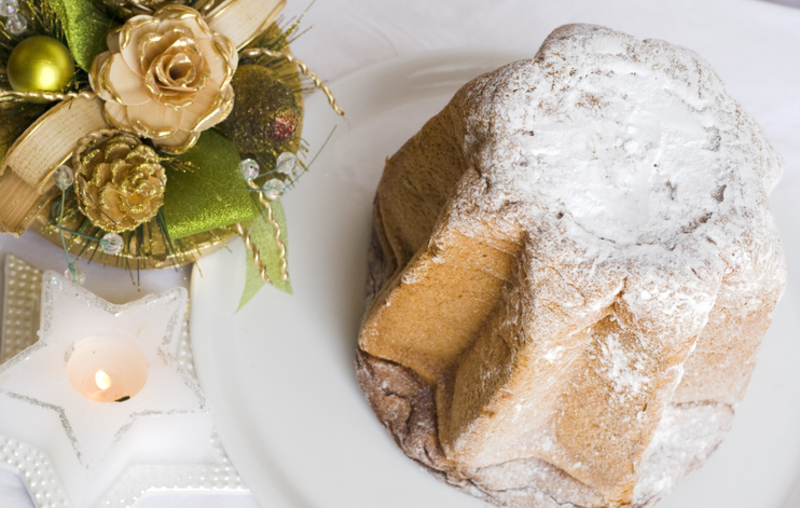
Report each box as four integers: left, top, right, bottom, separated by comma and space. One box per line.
74, 131, 167, 233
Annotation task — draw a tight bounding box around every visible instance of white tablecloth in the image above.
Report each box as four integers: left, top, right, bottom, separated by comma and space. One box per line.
2, 0, 799, 506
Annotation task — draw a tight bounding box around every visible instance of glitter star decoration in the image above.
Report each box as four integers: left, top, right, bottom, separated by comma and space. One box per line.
0, 269, 213, 507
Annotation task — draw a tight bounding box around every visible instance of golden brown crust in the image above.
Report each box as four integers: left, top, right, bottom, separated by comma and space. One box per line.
355, 349, 610, 508
357, 23, 785, 508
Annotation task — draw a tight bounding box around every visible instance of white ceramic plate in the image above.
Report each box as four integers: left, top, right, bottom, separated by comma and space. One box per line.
190, 52, 800, 508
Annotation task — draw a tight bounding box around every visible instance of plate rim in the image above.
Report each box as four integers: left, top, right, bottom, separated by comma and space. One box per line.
189, 48, 800, 508
190, 49, 525, 508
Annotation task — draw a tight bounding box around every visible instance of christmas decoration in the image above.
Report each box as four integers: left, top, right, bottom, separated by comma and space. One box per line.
0, 258, 249, 508
106, 0, 189, 16
218, 64, 300, 153
89, 5, 238, 153
0, 0, 343, 304
7, 35, 74, 96
74, 130, 166, 233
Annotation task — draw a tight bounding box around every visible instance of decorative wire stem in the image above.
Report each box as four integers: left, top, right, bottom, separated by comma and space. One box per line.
0, 90, 97, 102
55, 226, 101, 242
248, 182, 289, 283
193, 0, 221, 15
56, 189, 78, 280
235, 222, 272, 285
240, 47, 345, 117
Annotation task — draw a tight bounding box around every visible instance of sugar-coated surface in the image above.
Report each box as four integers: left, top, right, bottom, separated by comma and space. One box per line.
454, 24, 784, 330
443, 23, 785, 504
360, 23, 786, 508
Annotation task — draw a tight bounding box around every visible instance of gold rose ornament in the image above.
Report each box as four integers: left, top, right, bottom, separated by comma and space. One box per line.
74, 131, 167, 233
89, 4, 238, 154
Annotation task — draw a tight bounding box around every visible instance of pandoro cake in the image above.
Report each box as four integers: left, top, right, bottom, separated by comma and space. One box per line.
356, 24, 786, 508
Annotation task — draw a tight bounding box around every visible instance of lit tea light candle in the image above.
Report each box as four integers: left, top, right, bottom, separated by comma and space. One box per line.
0, 271, 214, 508
97, 370, 111, 390
66, 336, 149, 403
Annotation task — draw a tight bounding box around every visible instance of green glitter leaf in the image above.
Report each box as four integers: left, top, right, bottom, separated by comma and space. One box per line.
47, 0, 115, 70
238, 198, 291, 310
162, 130, 255, 239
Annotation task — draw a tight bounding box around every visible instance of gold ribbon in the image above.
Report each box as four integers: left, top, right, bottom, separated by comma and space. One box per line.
206, 0, 286, 49
3, 97, 106, 191
0, 97, 108, 236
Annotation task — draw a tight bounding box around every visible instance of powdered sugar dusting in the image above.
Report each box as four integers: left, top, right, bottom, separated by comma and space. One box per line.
429, 24, 783, 504
633, 402, 734, 506
426, 23, 784, 505
449, 25, 783, 335
436, 22, 785, 372
599, 332, 650, 396
361, 23, 786, 508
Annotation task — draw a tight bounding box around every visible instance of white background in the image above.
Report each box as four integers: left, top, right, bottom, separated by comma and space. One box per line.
1, 0, 799, 507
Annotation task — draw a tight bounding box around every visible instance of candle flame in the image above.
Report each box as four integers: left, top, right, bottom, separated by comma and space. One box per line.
95, 370, 111, 390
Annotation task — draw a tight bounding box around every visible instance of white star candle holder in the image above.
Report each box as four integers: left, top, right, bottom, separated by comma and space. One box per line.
0, 256, 247, 508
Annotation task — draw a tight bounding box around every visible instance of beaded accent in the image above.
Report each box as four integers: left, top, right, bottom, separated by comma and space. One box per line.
1, 255, 41, 364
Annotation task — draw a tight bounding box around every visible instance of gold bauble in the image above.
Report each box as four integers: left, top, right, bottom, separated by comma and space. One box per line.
7, 36, 75, 97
